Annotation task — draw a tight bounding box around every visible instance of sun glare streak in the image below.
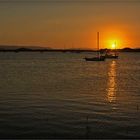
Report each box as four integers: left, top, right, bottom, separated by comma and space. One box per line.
107, 61, 117, 103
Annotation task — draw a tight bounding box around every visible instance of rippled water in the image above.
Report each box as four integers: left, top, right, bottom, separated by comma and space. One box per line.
0, 52, 140, 138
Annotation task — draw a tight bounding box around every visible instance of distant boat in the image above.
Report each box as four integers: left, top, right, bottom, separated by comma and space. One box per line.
84, 32, 105, 61
105, 42, 119, 59
105, 54, 118, 59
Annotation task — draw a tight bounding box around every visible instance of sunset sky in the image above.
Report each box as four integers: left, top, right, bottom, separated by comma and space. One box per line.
0, 0, 140, 49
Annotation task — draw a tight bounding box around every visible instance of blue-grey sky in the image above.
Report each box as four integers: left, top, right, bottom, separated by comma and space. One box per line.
0, 0, 140, 49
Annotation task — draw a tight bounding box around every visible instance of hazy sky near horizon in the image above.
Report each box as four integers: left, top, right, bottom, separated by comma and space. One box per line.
0, 0, 140, 49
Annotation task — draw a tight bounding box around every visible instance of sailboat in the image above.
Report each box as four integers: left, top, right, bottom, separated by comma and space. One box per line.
84, 32, 105, 61
105, 42, 119, 59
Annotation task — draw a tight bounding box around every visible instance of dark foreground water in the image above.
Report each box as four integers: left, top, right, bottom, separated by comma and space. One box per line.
0, 52, 140, 138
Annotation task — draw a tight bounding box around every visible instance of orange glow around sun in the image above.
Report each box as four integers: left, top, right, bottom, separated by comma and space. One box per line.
103, 33, 125, 49
105, 38, 122, 49
100, 25, 129, 49
86, 25, 130, 50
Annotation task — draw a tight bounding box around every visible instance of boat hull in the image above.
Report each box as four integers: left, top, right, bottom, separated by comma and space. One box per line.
84, 56, 105, 61
105, 55, 118, 59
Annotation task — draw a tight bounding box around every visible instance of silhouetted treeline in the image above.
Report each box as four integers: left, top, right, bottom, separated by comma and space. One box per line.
0, 48, 95, 53
120, 47, 140, 52
100, 48, 140, 52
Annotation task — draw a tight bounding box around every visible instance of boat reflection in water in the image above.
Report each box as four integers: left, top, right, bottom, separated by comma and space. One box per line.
107, 60, 117, 103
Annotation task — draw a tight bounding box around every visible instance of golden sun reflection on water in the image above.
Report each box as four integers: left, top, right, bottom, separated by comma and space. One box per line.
107, 60, 117, 103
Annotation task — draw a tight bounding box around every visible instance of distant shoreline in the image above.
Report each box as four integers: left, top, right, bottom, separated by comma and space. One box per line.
0, 47, 140, 53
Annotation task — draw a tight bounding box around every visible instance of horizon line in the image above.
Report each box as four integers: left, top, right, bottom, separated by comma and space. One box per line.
0, 45, 140, 50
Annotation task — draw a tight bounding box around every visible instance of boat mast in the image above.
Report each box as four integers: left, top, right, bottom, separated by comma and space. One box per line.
97, 32, 100, 58
114, 41, 117, 56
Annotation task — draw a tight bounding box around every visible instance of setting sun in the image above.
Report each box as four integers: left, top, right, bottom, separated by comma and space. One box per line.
111, 42, 116, 50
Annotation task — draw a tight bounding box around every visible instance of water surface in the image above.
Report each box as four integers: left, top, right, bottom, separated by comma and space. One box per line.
0, 52, 140, 138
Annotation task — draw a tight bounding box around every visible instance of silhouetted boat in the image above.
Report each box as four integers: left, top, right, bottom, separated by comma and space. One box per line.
105, 42, 119, 59
84, 32, 105, 61
105, 54, 118, 59
85, 55, 105, 61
